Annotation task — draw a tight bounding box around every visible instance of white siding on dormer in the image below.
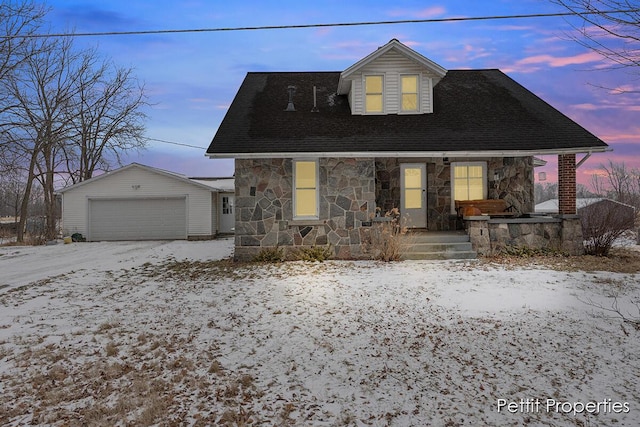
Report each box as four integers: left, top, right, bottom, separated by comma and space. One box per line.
346, 49, 442, 115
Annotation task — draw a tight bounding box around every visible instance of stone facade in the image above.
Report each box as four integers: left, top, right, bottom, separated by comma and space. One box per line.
234, 158, 376, 261
234, 155, 540, 259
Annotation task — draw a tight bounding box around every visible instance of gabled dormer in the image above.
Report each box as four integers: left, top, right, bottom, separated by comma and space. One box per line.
337, 39, 447, 115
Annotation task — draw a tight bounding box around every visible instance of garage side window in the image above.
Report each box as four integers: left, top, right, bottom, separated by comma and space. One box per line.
294, 160, 318, 218
222, 196, 233, 214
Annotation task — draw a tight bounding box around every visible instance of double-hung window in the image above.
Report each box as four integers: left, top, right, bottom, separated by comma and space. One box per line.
401, 75, 419, 112
294, 160, 319, 218
451, 162, 487, 211
364, 75, 384, 113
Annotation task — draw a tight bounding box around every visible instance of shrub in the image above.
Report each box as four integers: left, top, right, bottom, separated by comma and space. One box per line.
367, 208, 409, 262
581, 202, 636, 256
252, 246, 285, 263
293, 245, 333, 262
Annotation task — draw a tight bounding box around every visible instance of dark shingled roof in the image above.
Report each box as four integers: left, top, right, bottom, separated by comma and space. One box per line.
206, 70, 608, 156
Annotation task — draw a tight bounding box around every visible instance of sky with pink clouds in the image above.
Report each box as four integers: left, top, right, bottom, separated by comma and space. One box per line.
44, 0, 640, 187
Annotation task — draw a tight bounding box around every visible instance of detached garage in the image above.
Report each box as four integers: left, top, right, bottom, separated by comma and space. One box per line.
59, 163, 234, 241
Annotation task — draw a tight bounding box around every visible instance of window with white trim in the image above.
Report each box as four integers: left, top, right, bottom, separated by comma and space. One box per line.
401, 75, 419, 112
451, 162, 487, 211
293, 160, 319, 218
364, 75, 384, 113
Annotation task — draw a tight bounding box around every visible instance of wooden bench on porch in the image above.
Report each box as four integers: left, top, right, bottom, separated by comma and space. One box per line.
455, 199, 518, 218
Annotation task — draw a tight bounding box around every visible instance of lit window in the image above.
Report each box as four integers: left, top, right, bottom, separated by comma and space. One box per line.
365, 75, 383, 113
294, 160, 318, 218
452, 163, 486, 204
401, 75, 419, 112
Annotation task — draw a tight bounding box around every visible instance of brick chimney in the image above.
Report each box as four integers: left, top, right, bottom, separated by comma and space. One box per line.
558, 154, 576, 215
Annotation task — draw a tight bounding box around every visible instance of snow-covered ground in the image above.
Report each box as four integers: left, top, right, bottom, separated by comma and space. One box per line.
1, 238, 639, 426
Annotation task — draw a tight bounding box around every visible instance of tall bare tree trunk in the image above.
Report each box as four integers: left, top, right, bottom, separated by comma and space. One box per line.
17, 148, 38, 242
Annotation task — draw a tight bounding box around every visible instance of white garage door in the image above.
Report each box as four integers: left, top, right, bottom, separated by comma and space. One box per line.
89, 198, 187, 241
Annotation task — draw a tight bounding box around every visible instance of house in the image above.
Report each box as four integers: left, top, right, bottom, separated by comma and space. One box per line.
206, 39, 609, 260
59, 163, 234, 241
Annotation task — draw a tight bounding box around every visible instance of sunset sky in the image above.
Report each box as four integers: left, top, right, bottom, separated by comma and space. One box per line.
44, 0, 640, 187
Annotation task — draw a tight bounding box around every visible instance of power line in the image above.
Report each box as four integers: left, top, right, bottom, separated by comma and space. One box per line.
143, 137, 207, 150
6, 9, 640, 39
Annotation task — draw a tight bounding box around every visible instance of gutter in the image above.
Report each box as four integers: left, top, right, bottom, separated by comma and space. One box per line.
206, 147, 611, 160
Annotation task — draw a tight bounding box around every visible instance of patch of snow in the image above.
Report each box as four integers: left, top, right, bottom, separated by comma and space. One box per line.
0, 239, 638, 425
0, 238, 233, 290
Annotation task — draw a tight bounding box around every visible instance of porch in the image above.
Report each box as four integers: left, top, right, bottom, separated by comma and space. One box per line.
399, 214, 584, 260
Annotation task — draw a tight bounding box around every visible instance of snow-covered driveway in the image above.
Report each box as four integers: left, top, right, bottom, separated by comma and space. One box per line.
0, 239, 234, 290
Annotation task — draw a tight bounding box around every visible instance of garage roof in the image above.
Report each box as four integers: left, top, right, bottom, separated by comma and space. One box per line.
58, 163, 231, 193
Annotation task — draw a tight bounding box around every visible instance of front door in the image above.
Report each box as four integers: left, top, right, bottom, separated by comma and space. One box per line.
400, 163, 427, 228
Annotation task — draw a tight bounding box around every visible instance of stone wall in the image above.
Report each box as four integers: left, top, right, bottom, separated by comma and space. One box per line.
488, 157, 535, 214
465, 216, 585, 256
427, 159, 456, 230
234, 158, 376, 261
374, 158, 400, 214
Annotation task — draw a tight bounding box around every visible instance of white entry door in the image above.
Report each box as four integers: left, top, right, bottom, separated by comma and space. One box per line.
219, 193, 235, 233
400, 163, 427, 228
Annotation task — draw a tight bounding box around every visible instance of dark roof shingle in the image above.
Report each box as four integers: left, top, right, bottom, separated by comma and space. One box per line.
207, 69, 607, 156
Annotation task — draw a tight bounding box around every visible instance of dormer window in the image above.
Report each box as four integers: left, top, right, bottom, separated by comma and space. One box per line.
365, 75, 384, 113
337, 39, 447, 115
401, 75, 419, 112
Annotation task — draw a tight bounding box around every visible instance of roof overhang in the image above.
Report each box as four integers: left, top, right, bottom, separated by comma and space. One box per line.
207, 147, 611, 160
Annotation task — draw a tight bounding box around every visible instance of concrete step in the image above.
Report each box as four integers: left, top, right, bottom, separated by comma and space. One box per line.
406, 231, 470, 243
403, 241, 474, 253
401, 231, 477, 260
401, 250, 478, 261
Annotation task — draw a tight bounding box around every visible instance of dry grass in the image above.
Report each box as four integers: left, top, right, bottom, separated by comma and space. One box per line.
0, 326, 262, 426
105, 341, 119, 357
482, 246, 640, 273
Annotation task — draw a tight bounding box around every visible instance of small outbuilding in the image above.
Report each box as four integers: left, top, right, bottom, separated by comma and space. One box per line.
59, 163, 234, 241
535, 197, 636, 218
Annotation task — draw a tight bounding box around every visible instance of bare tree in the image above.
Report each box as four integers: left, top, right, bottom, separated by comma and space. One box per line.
590, 172, 608, 197
3, 34, 82, 241
590, 160, 640, 208
0, 1, 46, 103
0, 1, 47, 168
553, 0, 640, 75
534, 182, 558, 203
0, 170, 23, 219
61, 51, 147, 184
1, 3, 148, 243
